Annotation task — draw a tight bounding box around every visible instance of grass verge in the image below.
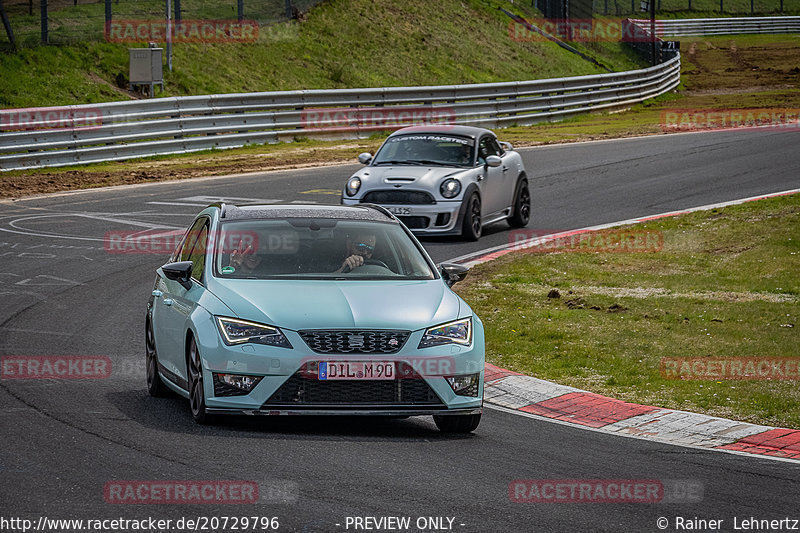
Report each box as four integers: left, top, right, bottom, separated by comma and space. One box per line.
0, 0, 643, 107
454, 193, 800, 429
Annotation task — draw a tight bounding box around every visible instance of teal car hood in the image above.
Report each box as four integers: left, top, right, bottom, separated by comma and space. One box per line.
207, 279, 463, 331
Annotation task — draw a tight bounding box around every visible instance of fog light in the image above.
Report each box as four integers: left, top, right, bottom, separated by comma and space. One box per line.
213, 373, 263, 396
445, 373, 480, 397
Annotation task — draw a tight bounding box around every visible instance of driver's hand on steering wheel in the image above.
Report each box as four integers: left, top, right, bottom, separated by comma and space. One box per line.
339, 254, 364, 273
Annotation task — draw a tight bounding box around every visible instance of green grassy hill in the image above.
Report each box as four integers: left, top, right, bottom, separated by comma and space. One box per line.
0, 0, 646, 108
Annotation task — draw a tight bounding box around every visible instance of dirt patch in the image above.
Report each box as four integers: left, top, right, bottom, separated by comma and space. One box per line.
522, 284, 799, 304
0, 141, 378, 199
86, 72, 140, 101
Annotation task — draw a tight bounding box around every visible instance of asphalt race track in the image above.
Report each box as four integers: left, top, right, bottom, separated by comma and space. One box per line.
1, 128, 799, 532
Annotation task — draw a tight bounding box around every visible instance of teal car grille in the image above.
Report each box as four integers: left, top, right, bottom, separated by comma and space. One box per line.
299, 330, 410, 354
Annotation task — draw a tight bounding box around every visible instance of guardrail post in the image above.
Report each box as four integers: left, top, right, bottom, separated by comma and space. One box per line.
40, 0, 47, 44
104, 0, 111, 26
238, 0, 243, 22
0, 0, 16, 49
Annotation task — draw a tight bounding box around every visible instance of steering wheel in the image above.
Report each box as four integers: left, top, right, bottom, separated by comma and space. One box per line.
342, 258, 392, 273
361, 258, 391, 270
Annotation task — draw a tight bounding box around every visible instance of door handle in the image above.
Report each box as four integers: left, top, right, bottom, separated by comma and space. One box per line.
163, 298, 173, 306
152, 290, 163, 297
502, 166, 509, 173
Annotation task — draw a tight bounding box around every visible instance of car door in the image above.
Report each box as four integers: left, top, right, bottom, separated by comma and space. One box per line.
153, 217, 209, 384
476, 135, 510, 216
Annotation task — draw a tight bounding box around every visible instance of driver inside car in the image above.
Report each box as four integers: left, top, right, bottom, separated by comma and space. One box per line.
335, 231, 377, 273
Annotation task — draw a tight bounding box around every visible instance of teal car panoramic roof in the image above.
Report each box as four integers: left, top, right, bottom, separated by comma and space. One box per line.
219, 204, 394, 222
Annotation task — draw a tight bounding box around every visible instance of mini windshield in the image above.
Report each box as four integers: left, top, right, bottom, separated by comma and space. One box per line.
372, 134, 475, 167
214, 219, 436, 280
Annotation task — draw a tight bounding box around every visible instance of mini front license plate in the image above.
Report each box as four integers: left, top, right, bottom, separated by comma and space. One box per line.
318, 361, 395, 380
386, 206, 412, 216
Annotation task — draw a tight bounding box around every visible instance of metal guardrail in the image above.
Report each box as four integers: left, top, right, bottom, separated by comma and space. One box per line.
630, 16, 800, 36
0, 57, 680, 171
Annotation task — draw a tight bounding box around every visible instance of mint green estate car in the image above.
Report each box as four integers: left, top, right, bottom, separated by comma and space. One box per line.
146, 203, 484, 432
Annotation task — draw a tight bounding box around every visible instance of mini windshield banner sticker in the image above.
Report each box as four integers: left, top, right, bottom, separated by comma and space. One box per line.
389, 135, 473, 146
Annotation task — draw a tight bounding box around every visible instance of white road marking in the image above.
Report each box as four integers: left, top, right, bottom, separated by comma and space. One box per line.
0, 211, 184, 242
15, 275, 82, 286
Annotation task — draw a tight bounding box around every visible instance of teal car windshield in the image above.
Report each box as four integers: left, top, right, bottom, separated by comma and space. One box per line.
372, 134, 475, 167
214, 219, 436, 280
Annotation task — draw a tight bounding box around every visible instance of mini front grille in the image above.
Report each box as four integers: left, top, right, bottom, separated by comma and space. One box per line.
397, 216, 430, 229
362, 190, 436, 205
263, 364, 444, 408
299, 330, 410, 354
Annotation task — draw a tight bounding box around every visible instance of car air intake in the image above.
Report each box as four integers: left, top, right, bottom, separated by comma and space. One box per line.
362, 191, 436, 204
262, 363, 445, 408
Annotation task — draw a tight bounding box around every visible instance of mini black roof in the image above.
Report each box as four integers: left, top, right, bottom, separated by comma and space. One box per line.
217, 203, 396, 222
387, 125, 495, 140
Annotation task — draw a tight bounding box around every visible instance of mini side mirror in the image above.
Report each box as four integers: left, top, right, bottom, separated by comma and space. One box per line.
485, 155, 502, 168
161, 261, 193, 290
358, 152, 373, 165
499, 141, 514, 151
439, 262, 469, 287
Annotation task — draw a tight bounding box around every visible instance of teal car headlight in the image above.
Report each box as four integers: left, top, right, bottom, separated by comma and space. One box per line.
418, 318, 472, 348
215, 317, 292, 348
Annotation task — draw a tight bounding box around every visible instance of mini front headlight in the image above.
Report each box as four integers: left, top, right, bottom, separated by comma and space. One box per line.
418, 318, 472, 348
440, 178, 462, 199
346, 176, 361, 197
215, 317, 292, 348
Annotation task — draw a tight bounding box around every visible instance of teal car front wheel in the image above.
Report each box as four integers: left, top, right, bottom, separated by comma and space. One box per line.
145, 319, 167, 397
188, 337, 211, 424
